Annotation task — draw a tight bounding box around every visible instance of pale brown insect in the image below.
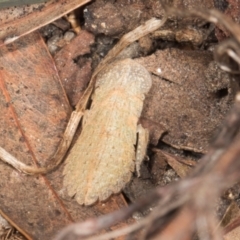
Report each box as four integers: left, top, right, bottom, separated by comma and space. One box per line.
63, 58, 152, 205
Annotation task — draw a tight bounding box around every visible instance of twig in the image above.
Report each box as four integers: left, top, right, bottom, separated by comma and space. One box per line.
53, 177, 203, 240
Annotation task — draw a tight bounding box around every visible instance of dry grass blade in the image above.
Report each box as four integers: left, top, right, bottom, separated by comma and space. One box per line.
0, 0, 91, 46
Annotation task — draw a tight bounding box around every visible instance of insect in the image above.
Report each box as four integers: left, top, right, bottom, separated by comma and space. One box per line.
63, 58, 152, 205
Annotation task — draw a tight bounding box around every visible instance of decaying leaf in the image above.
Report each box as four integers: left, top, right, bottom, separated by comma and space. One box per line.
54, 30, 95, 106
63, 59, 152, 205
158, 150, 192, 178
137, 48, 238, 153
0, 32, 72, 239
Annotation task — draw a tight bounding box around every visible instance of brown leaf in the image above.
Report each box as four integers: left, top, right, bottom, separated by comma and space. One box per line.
54, 30, 95, 106
0, 0, 91, 46
0, 31, 71, 239
159, 150, 193, 178
222, 201, 240, 228
139, 117, 166, 146
0, 32, 131, 239
137, 49, 237, 153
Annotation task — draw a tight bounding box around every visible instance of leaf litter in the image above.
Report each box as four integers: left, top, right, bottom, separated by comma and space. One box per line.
1, 0, 240, 239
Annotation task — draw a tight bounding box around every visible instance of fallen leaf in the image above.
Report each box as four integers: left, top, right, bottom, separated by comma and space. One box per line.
158, 150, 193, 178
54, 30, 94, 106
222, 201, 240, 228
137, 49, 238, 153
0, 31, 71, 239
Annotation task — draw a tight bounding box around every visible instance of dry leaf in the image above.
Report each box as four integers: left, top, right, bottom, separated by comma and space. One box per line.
155, 150, 192, 179
222, 201, 240, 228
0, 31, 71, 239
137, 49, 237, 153
54, 30, 95, 106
